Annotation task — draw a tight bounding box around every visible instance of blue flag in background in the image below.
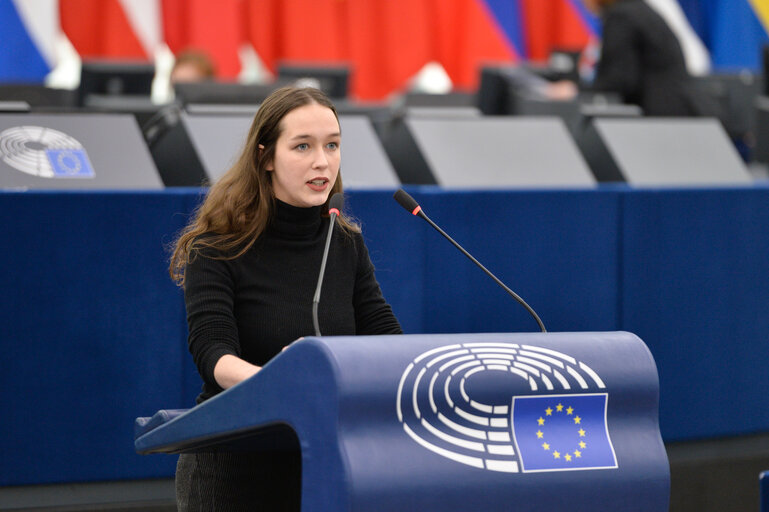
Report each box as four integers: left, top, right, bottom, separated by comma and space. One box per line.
0, 0, 51, 82
678, 0, 769, 70
512, 393, 617, 472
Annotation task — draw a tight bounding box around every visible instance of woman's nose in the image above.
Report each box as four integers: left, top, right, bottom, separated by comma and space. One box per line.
312, 147, 329, 168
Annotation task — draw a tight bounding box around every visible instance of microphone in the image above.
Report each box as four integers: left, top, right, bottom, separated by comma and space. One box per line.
393, 189, 547, 333
312, 192, 344, 337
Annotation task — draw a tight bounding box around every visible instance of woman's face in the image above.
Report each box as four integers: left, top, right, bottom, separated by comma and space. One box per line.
267, 102, 341, 208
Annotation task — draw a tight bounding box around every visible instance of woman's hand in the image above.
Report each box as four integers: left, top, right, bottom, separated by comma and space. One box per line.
282, 337, 304, 352
213, 354, 261, 389
545, 80, 579, 101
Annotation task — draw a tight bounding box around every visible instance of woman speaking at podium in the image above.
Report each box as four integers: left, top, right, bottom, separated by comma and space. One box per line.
169, 86, 402, 510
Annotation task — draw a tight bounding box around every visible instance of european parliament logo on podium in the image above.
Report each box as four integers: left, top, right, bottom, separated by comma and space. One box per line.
396, 341, 617, 474
0, 126, 94, 179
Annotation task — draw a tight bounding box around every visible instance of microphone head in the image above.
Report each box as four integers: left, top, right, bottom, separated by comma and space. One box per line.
328, 192, 344, 216
393, 189, 422, 216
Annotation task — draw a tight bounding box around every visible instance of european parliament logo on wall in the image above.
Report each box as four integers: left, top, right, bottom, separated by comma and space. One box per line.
396, 342, 618, 473
0, 126, 95, 179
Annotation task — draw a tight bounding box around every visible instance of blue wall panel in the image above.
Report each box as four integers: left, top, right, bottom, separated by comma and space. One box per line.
412, 189, 621, 334
621, 187, 769, 441
347, 190, 428, 334
3, 186, 769, 485
0, 191, 192, 485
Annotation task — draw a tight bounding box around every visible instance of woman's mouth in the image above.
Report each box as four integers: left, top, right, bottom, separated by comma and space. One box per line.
307, 178, 329, 191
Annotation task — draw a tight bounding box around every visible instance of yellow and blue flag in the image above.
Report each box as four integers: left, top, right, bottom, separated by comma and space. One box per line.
512, 393, 617, 472
679, 0, 769, 69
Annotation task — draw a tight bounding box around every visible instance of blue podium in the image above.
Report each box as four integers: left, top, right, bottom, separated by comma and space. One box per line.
135, 332, 669, 511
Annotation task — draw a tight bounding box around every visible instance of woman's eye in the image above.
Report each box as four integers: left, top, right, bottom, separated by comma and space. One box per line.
327, 142, 339, 150
296, 143, 309, 151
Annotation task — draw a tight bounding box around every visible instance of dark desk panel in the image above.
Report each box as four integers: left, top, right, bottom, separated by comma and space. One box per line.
579, 118, 753, 186
0, 113, 163, 190
388, 117, 596, 188
149, 110, 399, 188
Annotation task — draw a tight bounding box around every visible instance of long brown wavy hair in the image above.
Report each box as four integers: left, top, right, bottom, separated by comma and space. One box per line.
169, 86, 359, 286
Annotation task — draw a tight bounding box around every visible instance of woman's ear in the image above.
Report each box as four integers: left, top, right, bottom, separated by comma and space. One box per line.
259, 144, 274, 171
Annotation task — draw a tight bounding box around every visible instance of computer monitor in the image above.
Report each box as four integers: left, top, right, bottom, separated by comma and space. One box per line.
173, 81, 282, 106
0, 84, 76, 109
477, 65, 552, 115
277, 63, 350, 99
548, 48, 581, 83
78, 60, 155, 106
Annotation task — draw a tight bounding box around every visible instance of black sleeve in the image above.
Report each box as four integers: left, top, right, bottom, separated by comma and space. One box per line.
184, 248, 241, 392
352, 234, 403, 335
591, 9, 642, 100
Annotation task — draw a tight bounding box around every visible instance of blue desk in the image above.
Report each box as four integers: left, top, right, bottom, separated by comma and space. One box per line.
135, 332, 669, 512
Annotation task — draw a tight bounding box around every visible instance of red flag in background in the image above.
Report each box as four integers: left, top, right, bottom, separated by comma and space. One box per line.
162, 0, 245, 79
346, 0, 435, 100
245, 0, 348, 75
432, 0, 517, 91
244, 0, 280, 74
175, 0, 516, 99
60, 0, 149, 59
521, 0, 591, 62
58, 0, 566, 99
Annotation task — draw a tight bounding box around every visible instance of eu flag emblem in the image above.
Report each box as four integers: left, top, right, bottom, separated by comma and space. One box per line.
512, 393, 617, 472
47, 149, 94, 178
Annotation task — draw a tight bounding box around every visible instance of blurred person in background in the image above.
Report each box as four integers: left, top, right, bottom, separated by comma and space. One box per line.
582, 0, 718, 116
170, 49, 215, 84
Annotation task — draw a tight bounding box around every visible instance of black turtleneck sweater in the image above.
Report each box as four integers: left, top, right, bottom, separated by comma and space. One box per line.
184, 200, 402, 403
